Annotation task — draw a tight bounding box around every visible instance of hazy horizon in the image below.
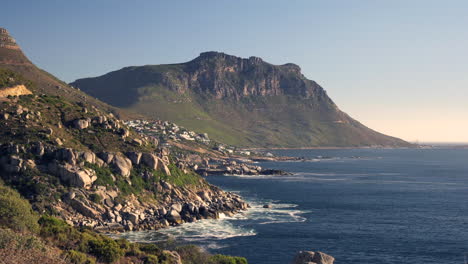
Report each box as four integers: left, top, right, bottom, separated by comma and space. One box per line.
2, 0, 467, 143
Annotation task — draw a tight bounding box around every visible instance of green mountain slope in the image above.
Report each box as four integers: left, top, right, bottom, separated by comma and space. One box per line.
72, 52, 410, 147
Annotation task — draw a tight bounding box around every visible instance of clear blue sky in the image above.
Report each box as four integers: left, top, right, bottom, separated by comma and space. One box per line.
3, 0, 468, 142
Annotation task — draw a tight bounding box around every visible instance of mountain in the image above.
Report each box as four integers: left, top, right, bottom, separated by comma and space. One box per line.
0, 27, 137, 119
71, 51, 410, 148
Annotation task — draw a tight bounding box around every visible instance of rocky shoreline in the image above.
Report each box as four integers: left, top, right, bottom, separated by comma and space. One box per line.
0, 141, 249, 233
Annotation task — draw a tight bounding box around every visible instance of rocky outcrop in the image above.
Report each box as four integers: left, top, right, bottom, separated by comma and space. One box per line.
195, 160, 290, 176
73, 118, 90, 129
141, 153, 158, 170
291, 251, 335, 264
111, 154, 132, 177
0, 135, 249, 232
48, 162, 97, 189
126, 151, 142, 165
0, 84, 32, 97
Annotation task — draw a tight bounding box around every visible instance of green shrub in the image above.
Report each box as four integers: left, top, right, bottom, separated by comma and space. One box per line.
138, 243, 162, 255
88, 237, 123, 263
89, 193, 102, 204
209, 254, 248, 264
144, 254, 159, 264
175, 244, 210, 264
85, 163, 114, 187
0, 228, 45, 251
0, 68, 34, 89
65, 250, 96, 264
164, 164, 201, 186
125, 243, 143, 257
38, 215, 82, 248
116, 238, 131, 251
0, 184, 39, 233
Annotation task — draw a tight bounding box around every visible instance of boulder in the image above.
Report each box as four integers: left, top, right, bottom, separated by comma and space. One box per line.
290, 251, 334, 264
161, 161, 172, 176
73, 119, 89, 129
119, 128, 130, 138
56, 148, 77, 165
141, 153, 158, 170
82, 151, 96, 164
69, 199, 100, 218
198, 191, 211, 201
166, 209, 182, 224
158, 207, 167, 216
126, 212, 140, 225
54, 138, 63, 146
95, 157, 105, 167
0, 155, 23, 173
132, 138, 143, 146
126, 152, 142, 165
49, 162, 97, 188
24, 159, 36, 169
111, 154, 132, 177
161, 181, 173, 190
31, 142, 45, 156
171, 203, 182, 213
94, 115, 107, 124
98, 152, 115, 164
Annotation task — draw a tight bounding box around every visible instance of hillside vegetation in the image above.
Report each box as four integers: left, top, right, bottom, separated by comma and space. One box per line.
0, 182, 247, 264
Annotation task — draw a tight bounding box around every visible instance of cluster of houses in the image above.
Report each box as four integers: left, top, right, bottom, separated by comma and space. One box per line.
124, 119, 211, 145
124, 119, 260, 157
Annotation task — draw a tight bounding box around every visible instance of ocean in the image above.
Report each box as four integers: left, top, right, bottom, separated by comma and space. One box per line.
118, 148, 468, 263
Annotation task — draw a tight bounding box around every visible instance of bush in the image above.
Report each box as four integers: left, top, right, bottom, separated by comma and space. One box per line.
88, 237, 123, 263
209, 254, 248, 264
65, 250, 96, 264
39, 215, 86, 250
0, 228, 45, 251
125, 242, 143, 257
175, 244, 210, 264
89, 193, 102, 204
144, 255, 159, 264
0, 184, 39, 232
138, 243, 162, 255
85, 163, 115, 187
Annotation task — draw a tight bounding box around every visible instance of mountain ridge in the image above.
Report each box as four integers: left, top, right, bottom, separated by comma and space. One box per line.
72, 51, 411, 148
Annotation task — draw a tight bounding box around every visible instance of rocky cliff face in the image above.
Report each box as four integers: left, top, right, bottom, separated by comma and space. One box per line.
72, 52, 411, 148
181, 52, 329, 101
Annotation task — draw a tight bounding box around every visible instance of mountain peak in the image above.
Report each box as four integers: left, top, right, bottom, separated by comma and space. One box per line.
195, 51, 301, 73
0, 28, 20, 51
0, 27, 31, 66
196, 51, 266, 64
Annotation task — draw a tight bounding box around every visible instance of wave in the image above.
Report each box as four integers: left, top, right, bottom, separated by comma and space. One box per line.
114, 199, 309, 245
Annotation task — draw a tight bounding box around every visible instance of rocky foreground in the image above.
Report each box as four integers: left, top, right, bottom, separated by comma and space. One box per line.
0, 92, 248, 233
291, 251, 335, 264
0, 141, 248, 232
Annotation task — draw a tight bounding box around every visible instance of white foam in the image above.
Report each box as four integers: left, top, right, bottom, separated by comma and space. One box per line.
113, 199, 309, 245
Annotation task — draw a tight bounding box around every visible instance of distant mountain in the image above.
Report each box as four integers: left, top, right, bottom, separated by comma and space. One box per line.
71, 51, 410, 148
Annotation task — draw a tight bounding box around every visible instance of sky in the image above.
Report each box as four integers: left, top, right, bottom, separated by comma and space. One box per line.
2, 0, 468, 143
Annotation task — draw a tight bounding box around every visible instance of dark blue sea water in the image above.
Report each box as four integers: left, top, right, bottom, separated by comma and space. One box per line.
120, 149, 468, 264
